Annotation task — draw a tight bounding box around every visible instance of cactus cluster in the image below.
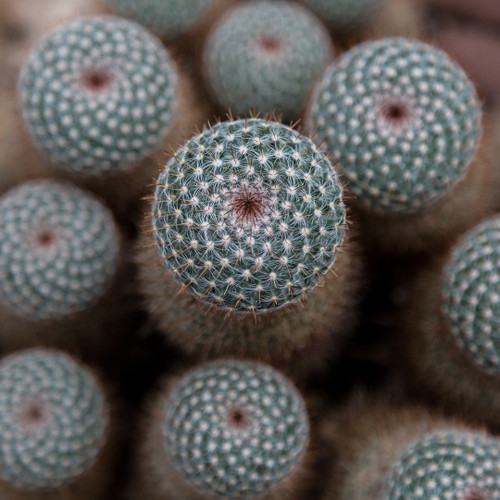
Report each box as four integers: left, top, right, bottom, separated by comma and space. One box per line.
204, 1, 333, 119
110, 0, 212, 39
385, 430, 500, 499
19, 15, 178, 175
309, 38, 481, 213
162, 359, 309, 499
0, 180, 119, 320
302, 0, 382, 34
152, 117, 346, 314
0, 349, 108, 490
442, 215, 500, 376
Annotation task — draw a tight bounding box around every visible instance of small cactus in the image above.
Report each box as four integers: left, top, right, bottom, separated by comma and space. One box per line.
110, 0, 212, 40
152, 117, 346, 314
204, 1, 333, 119
19, 15, 178, 175
0, 348, 108, 491
141, 359, 310, 499
0, 180, 120, 320
309, 37, 482, 213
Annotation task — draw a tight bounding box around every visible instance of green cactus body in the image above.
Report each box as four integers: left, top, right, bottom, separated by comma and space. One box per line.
19, 16, 178, 175
204, 1, 333, 119
0, 349, 108, 490
385, 431, 500, 499
158, 360, 309, 499
152, 118, 346, 314
0, 180, 119, 320
442, 216, 500, 376
110, 0, 212, 39
309, 38, 481, 214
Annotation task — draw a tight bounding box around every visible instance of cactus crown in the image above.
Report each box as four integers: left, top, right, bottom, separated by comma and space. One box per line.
110, 0, 212, 40
152, 117, 346, 314
204, 1, 333, 119
442, 216, 500, 376
302, 0, 382, 33
309, 37, 481, 213
385, 430, 500, 499
0, 349, 108, 490
19, 15, 178, 175
0, 180, 120, 320
162, 359, 309, 499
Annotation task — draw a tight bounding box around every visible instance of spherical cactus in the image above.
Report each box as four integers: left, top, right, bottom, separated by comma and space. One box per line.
0, 349, 109, 494
302, 0, 382, 34
0, 180, 120, 321
204, 1, 333, 119
138, 359, 310, 499
19, 15, 178, 175
109, 0, 212, 40
309, 37, 481, 214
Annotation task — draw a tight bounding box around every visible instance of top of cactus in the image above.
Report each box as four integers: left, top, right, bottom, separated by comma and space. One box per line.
442, 216, 500, 377
162, 359, 309, 499
385, 430, 500, 499
302, 0, 382, 33
309, 37, 481, 214
110, 0, 212, 40
0, 180, 120, 320
0, 349, 108, 490
19, 15, 178, 175
152, 118, 346, 314
204, 0, 333, 119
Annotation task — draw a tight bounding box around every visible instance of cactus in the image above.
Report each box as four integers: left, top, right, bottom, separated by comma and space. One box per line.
0, 348, 108, 491
442, 216, 500, 376
140, 359, 310, 499
19, 15, 178, 175
0, 180, 120, 320
204, 1, 333, 119
309, 38, 482, 214
302, 0, 382, 34
152, 117, 346, 313
110, 0, 212, 40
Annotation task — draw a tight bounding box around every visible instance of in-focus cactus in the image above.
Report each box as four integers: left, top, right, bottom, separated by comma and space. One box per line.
204, 1, 333, 119
0, 180, 120, 320
385, 430, 500, 499
110, 0, 212, 40
19, 16, 178, 175
140, 359, 310, 499
302, 0, 382, 34
152, 117, 346, 314
0, 349, 108, 491
309, 37, 482, 214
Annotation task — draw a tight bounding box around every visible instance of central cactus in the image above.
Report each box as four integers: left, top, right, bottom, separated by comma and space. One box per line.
152, 117, 346, 314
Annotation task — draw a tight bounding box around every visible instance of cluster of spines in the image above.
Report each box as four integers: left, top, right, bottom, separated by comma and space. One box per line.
162, 359, 309, 499
0, 349, 108, 490
309, 37, 481, 213
442, 215, 500, 376
152, 117, 346, 314
0, 180, 120, 320
19, 15, 178, 175
204, 1, 333, 119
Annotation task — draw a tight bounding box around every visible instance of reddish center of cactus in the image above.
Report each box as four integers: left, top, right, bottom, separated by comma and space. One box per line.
378, 98, 413, 131
80, 68, 114, 93
226, 406, 251, 431
255, 34, 283, 57
226, 187, 271, 226
17, 396, 51, 433
33, 227, 58, 252
463, 489, 488, 500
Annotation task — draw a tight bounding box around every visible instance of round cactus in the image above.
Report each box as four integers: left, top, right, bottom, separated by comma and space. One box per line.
152, 117, 346, 314
19, 15, 178, 175
147, 359, 309, 499
386, 430, 500, 499
0, 349, 108, 490
204, 1, 333, 119
0, 180, 120, 320
302, 0, 382, 34
110, 0, 212, 40
309, 37, 482, 213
